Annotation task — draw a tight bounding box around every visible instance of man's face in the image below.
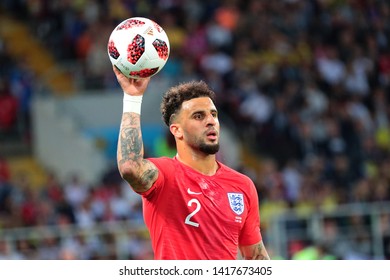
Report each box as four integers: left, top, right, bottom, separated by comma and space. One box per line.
173, 97, 220, 155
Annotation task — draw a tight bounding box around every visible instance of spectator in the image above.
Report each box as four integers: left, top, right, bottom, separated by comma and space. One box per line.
0, 79, 18, 137
64, 173, 88, 209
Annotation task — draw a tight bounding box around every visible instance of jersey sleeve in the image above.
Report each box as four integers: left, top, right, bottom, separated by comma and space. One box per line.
238, 179, 262, 246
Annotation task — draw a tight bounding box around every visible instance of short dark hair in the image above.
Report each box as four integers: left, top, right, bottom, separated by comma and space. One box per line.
160, 80, 216, 126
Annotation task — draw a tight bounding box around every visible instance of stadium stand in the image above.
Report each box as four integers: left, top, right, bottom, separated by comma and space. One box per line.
0, 0, 389, 260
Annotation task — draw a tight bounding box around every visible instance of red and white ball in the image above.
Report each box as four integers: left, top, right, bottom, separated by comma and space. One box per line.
107, 17, 170, 79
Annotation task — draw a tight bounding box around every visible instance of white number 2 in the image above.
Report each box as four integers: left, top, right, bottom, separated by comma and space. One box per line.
184, 198, 201, 227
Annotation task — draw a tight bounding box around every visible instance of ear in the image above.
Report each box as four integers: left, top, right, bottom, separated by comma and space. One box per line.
170, 123, 183, 139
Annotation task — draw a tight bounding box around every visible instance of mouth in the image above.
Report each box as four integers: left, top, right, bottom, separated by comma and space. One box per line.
206, 130, 218, 141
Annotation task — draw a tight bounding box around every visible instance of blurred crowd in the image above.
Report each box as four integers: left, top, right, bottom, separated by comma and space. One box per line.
1, 0, 390, 259
0, 161, 152, 259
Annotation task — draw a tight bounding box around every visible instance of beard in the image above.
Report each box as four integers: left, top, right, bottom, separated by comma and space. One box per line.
185, 129, 220, 155
199, 142, 220, 154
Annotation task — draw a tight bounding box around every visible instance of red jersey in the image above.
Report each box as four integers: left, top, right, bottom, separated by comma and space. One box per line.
139, 157, 262, 260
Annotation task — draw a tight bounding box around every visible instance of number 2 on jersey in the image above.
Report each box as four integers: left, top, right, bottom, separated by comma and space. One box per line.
185, 198, 201, 227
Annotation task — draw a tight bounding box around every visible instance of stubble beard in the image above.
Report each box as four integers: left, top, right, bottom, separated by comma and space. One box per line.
186, 130, 220, 155
199, 142, 220, 155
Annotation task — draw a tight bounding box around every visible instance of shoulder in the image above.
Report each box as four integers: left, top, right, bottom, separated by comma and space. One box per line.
218, 162, 254, 185
218, 162, 258, 197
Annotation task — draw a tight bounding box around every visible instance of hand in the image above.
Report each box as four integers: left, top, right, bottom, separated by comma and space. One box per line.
113, 66, 151, 96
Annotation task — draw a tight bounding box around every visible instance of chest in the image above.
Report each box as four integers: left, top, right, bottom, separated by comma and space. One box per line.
160, 172, 248, 231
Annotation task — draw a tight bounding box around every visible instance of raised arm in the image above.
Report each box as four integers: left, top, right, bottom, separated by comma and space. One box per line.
114, 66, 158, 193
239, 241, 270, 260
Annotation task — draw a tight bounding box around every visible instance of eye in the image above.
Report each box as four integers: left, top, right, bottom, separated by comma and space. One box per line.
211, 111, 218, 118
193, 112, 203, 120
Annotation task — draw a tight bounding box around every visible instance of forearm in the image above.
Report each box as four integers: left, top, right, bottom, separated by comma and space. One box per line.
113, 69, 155, 192
118, 112, 143, 165
240, 241, 270, 260
117, 112, 157, 192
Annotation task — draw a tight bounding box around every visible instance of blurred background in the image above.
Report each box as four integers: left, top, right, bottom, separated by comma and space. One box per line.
1, 0, 390, 260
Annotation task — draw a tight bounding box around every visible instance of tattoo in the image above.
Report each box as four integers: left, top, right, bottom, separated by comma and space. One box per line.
117, 113, 157, 191
256, 242, 270, 260
139, 161, 158, 184
119, 113, 142, 162
241, 241, 270, 260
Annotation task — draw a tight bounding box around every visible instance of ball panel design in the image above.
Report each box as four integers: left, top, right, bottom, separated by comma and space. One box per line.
129, 67, 159, 78
116, 18, 146, 31
127, 34, 145, 64
153, 39, 169, 60
108, 40, 120, 59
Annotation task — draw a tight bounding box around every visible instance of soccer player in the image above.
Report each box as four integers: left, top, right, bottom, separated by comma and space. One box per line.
114, 66, 270, 260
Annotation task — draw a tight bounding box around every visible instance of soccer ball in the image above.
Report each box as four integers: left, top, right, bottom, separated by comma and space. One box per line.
107, 17, 170, 79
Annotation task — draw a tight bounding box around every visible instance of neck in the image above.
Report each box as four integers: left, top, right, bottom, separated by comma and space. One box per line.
176, 151, 218, 176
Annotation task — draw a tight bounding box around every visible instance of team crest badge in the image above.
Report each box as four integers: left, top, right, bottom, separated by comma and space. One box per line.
227, 193, 244, 215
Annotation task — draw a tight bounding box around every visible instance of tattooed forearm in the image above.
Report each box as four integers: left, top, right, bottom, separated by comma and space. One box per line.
117, 113, 158, 192
119, 126, 142, 162
118, 113, 143, 163
240, 241, 270, 260
253, 242, 270, 260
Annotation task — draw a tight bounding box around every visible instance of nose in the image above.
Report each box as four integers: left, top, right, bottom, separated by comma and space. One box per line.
206, 112, 217, 126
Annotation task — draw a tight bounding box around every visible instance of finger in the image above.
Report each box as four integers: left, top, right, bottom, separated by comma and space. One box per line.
136, 77, 150, 84
113, 65, 125, 78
